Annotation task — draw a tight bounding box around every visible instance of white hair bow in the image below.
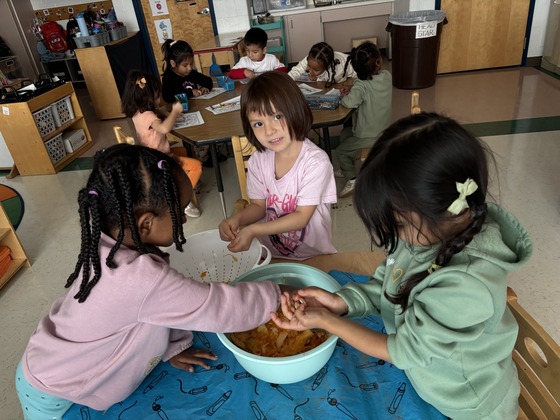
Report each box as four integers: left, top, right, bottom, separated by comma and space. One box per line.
447, 178, 478, 215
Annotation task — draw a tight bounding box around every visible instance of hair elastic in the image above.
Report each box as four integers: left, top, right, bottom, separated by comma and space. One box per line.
170, 40, 178, 47
427, 262, 441, 274
136, 77, 146, 89
447, 178, 478, 215
157, 160, 166, 170
88, 190, 98, 196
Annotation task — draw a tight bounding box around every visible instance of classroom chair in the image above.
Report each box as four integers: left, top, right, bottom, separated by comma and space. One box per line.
507, 287, 560, 419
112, 126, 200, 209
231, 135, 257, 208
360, 91, 421, 162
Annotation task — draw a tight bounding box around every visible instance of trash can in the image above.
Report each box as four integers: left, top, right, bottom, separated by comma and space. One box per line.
386, 10, 447, 89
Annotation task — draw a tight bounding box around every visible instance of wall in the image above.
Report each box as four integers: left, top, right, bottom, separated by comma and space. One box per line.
25, 0, 555, 58
29, 0, 139, 32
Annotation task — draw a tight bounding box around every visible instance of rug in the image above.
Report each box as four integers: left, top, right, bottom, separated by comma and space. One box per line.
0, 184, 24, 229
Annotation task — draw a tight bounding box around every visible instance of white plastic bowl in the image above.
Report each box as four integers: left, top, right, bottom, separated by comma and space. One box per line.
217, 263, 340, 384
182, 229, 271, 282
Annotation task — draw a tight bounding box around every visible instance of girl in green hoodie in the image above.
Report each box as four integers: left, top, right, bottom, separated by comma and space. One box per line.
272, 112, 532, 419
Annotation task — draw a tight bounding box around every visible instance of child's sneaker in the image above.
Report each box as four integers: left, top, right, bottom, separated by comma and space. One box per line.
185, 202, 201, 218
340, 178, 356, 198
333, 169, 345, 178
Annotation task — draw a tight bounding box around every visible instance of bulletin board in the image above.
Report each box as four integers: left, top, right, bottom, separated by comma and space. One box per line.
139, 0, 214, 75
33, 2, 114, 21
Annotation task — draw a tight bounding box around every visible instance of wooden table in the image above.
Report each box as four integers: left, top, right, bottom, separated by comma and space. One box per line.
171, 81, 354, 218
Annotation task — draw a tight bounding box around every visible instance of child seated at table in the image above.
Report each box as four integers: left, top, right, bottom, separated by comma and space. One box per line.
161, 38, 228, 168
272, 112, 533, 419
218, 72, 337, 259
336, 41, 392, 198
161, 39, 213, 103
288, 41, 357, 87
121, 69, 202, 218
229, 27, 287, 80
15, 144, 283, 418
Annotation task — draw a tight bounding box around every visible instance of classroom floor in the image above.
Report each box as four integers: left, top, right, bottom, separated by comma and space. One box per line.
1, 65, 560, 418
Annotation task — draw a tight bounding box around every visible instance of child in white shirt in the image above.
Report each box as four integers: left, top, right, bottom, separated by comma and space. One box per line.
229, 27, 287, 79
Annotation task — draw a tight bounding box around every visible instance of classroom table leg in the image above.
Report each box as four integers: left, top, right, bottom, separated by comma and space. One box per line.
209, 144, 228, 218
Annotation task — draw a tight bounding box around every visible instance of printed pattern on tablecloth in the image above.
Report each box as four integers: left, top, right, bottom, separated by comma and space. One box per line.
65, 271, 445, 419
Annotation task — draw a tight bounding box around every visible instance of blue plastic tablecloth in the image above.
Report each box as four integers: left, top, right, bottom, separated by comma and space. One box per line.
65, 271, 445, 419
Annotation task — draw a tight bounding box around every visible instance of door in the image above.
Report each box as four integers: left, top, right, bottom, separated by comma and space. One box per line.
437, 0, 531, 73
138, 0, 215, 75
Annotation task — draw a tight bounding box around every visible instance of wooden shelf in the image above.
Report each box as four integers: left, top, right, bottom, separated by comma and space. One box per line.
0, 83, 93, 176
0, 203, 30, 290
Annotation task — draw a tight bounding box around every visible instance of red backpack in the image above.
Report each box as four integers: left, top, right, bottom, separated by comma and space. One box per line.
41, 22, 68, 53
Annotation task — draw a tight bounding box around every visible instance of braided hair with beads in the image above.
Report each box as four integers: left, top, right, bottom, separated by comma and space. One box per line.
307, 42, 350, 88
65, 144, 187, 303
354, 112, 493, 311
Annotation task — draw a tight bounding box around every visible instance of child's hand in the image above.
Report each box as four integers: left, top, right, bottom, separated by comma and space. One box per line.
244, 69, 256, 79
340, 87, 350, 97
171, 101, 184, 114
295, 286, 348, 316
271, 294, 333, 331
226, 226, 254, 252
219, 218, 239, 241
169, 347, 218, 372
199, 87, 210, 94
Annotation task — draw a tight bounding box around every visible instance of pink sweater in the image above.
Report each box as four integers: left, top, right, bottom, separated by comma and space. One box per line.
21, 233, 280, 410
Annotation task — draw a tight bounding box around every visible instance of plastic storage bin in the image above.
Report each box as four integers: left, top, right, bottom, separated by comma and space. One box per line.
44, 133, 66, 164
386, 10, 447, 89
74, 32, 111, 48
32, 106, 56, 137
109, 26, 128, 42
267, 0, 306, 13
51, 96, 74, 127
305, 94, 340, 110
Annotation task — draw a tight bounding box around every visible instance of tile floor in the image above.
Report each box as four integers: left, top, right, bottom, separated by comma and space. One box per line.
1, 66, 560, 418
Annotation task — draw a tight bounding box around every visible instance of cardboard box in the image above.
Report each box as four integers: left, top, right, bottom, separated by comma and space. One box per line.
62, 129, 87, 153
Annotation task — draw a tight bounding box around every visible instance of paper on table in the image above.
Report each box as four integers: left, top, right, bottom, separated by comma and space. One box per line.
295, 74, 312, 83
298, 83, 323, 95
205, 95, 241, 115
173, 111, 204, 129
325, 88, 341, 96
192, 88, 226, 100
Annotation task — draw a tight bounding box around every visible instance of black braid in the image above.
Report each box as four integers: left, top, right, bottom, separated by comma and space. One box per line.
386, 204, 488, 311
65, 144, 187, 302
343, 48, 356, 82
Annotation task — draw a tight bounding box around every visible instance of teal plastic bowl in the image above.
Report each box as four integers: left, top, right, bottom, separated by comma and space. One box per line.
216, 263, 340, 384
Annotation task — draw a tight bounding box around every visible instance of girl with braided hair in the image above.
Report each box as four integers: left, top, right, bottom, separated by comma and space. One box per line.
272, 113, 533, 419
16, 144, 281, 418
335, 41, 392, 198
288, 41, 357, 86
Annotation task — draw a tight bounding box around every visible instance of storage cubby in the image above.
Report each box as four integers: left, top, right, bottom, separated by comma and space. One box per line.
0, 82, 93, 176
43, 58, 84, 83
0, 202, 30, 290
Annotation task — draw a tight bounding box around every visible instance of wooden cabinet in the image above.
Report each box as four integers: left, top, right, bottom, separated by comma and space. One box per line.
284, 12, 322, 63
0, 82, 93, 176
437, 0, 531, 73
43, 58, 84, 83
321, 2, 392, 53
0, 202, 30, 290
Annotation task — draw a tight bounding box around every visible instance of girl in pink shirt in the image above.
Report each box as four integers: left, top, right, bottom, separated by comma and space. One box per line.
219, 72, 337, 260
16, 145, 281, 418
121, 70, 203, 217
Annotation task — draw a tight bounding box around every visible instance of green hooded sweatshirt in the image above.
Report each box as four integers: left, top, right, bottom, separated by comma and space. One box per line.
337, 203, 532, 419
